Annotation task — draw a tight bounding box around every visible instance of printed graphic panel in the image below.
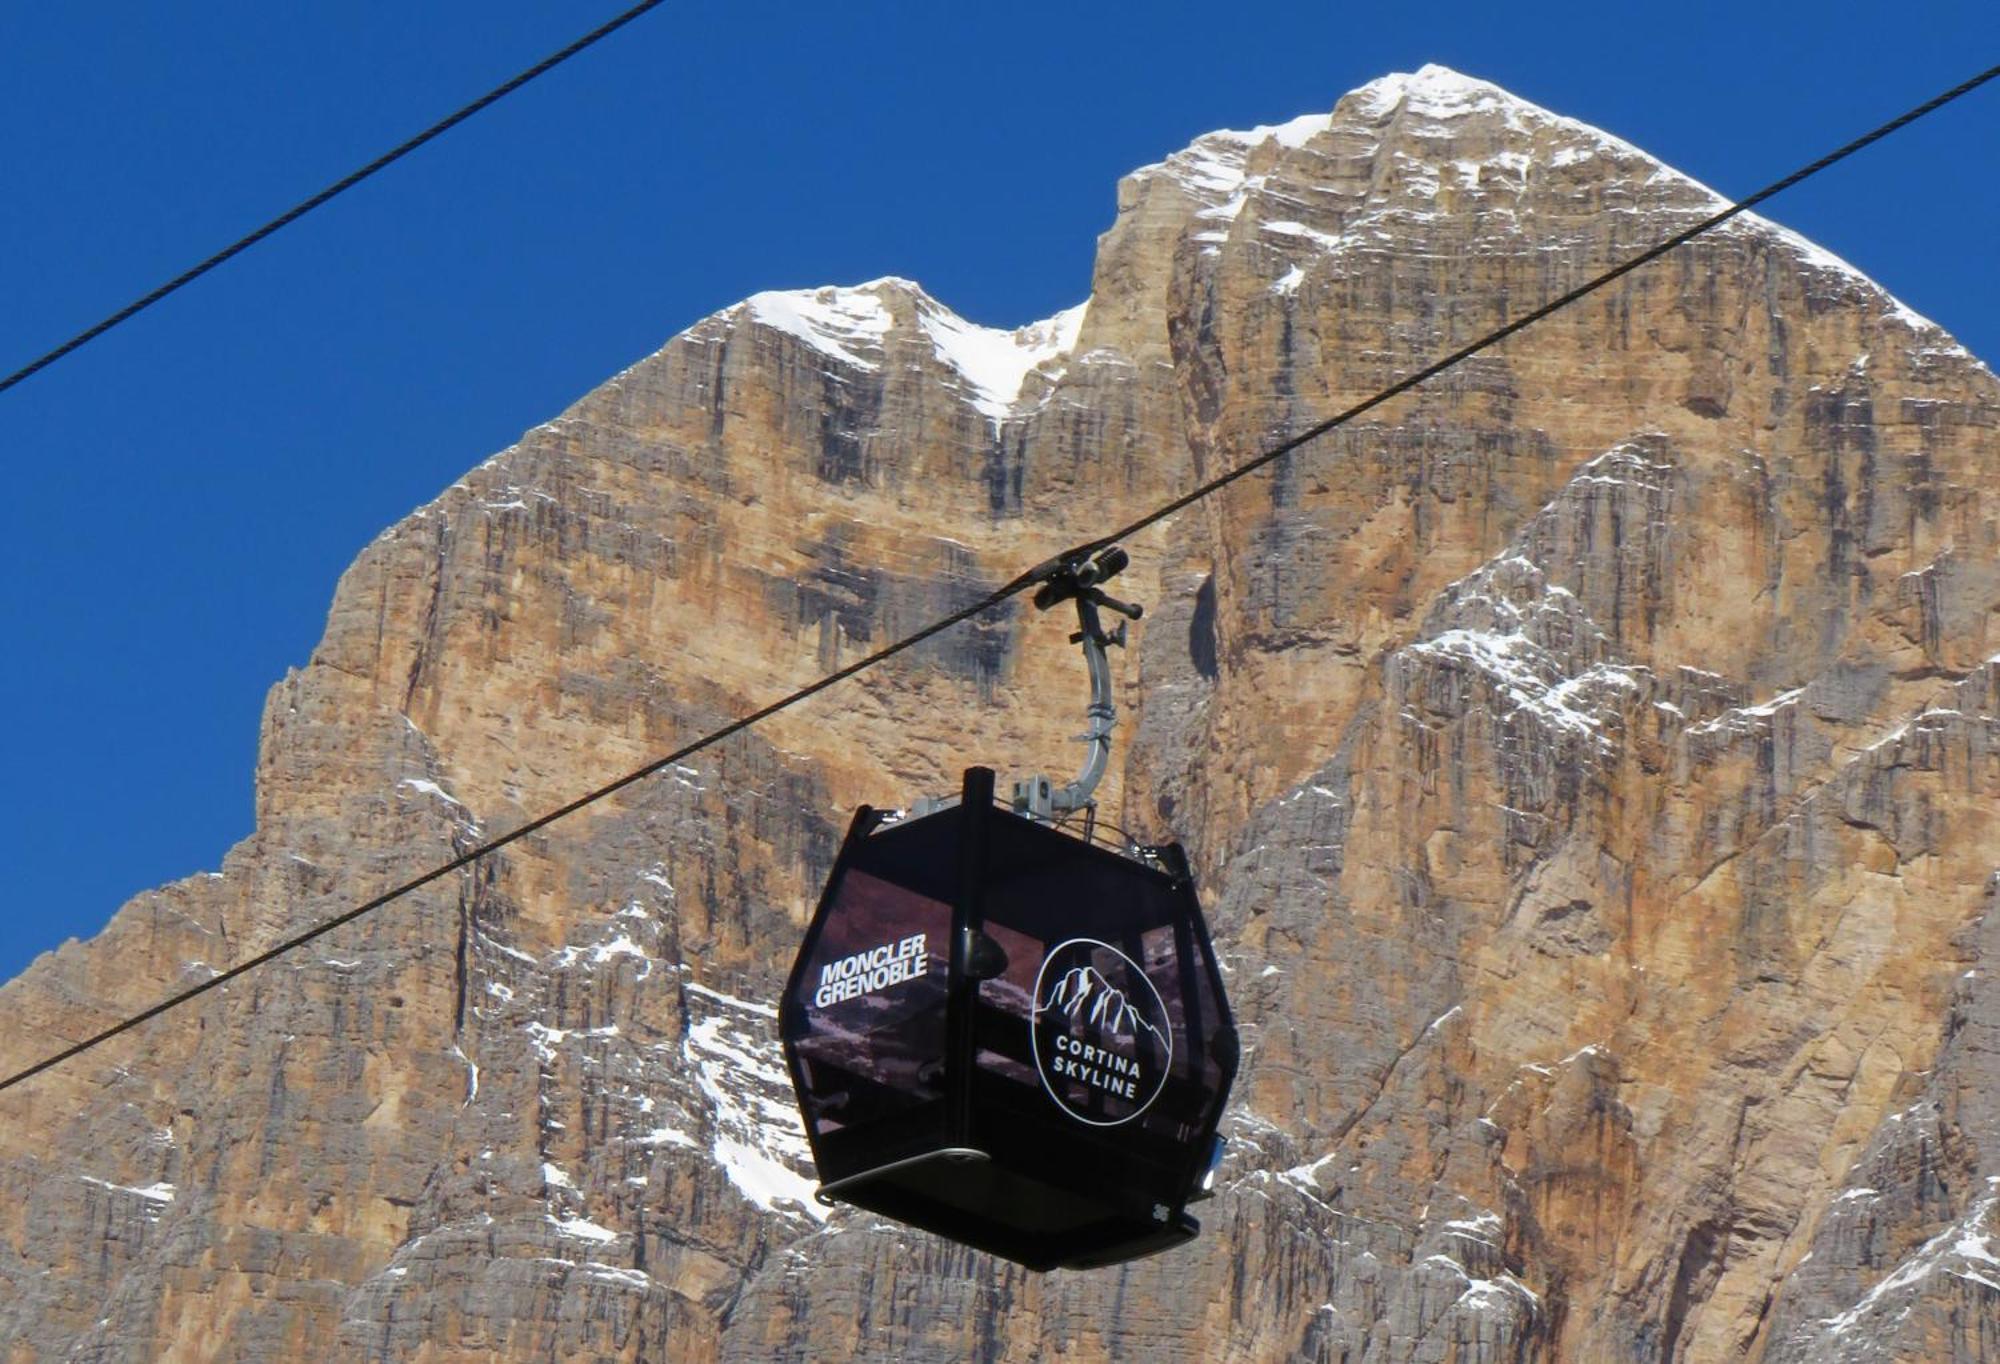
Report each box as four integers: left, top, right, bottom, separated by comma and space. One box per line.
790, 867, 950, 1137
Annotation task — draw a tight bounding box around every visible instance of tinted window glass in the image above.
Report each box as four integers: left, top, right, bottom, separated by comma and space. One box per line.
789, 867, 950, 1137
973, 837, 1222, 1147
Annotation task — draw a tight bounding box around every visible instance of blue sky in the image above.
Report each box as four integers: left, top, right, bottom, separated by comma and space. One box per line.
4, 1, 1997, 984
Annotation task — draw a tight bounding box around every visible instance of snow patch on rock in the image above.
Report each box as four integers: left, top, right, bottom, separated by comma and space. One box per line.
681, 983, 826, 1222
743, 284, 894, 369
740, 278, 1086, 425
916, 296, 1086, 421
548, 1213, 617, 1245
78, 1176, 175, 1206
1812, 1185, 2000, 1340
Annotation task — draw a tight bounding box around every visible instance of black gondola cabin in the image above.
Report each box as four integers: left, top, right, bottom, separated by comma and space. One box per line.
779, 765, 1239, 1271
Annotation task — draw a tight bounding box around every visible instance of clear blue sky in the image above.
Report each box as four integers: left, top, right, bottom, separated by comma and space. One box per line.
3, 1, 1996, 984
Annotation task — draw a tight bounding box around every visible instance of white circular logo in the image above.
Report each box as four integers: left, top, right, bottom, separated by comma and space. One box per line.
1030, 937, 1173, 1126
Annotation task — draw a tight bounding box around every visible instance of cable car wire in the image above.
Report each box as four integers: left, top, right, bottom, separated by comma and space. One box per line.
2, 61, 1994, 1097
0, 0, 671, 398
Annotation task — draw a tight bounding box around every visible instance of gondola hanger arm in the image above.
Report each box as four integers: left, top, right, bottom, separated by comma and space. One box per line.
1014, 545, 1143, 821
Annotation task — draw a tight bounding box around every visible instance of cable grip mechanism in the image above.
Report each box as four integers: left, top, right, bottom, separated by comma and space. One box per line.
1012, 545, 1143, 823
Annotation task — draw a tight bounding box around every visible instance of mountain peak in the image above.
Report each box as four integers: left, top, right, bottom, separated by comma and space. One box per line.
1351, 62, 1524, 116
1116, 66, 1965, 355
1039, 965, 1167, 1045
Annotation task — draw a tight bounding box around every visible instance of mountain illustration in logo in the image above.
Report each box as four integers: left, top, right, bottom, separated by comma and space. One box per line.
1036, 965, 1167, 1046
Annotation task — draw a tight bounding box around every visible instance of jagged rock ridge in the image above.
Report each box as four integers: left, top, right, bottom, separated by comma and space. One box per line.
3, 64, 1998, 1362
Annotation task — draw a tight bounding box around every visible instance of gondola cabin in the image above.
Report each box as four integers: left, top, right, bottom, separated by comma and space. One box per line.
779, 764, 1239, 1270
781, 546, 1238, 1269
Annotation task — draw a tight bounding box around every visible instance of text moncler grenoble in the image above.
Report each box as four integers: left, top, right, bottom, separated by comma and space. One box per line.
815, 933, 929, 1007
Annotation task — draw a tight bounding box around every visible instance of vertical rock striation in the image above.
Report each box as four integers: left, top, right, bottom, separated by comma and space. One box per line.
4, 65, 1998, 1362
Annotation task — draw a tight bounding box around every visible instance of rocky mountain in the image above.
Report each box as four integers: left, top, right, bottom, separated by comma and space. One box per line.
5, 64, 1999, 1362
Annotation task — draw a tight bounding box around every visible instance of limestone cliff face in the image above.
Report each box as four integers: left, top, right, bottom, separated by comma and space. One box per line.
4, 65, 1998, 1363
